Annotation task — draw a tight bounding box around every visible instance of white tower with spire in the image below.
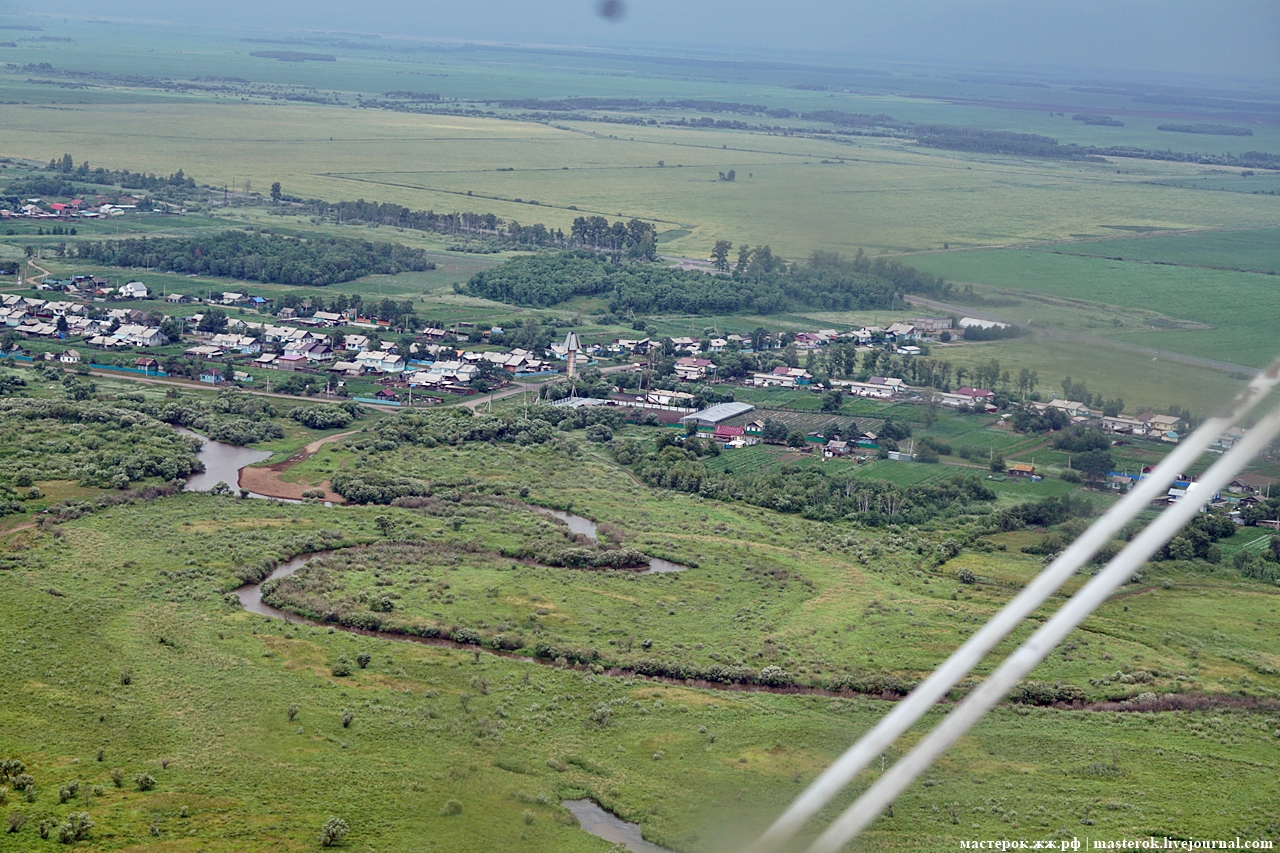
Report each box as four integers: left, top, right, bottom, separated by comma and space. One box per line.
563, 331, 581, 381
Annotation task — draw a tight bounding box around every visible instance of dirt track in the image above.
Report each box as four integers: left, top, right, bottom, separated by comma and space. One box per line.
237, 431, 356, 502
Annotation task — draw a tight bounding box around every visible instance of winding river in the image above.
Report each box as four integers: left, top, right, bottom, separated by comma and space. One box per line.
182, 438, 684, 852
561, 799, 675, 853
176, 428, 271, 493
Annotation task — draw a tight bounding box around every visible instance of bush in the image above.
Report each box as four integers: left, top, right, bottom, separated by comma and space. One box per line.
585, 424, 613, 443
319, 816, 349, 847
1060, 469, 1083, 483
757, 665, 793, 687
110, 769, 123, 788
134, 774, 156, 792
452, 628, 482, 646
355, 652, 371, 669
956, 567, 976, 584
331, 657, 353, 677
342, 711, 354, 729
56, 812, 93, 843
287, 704, 299, 722
7, 812, 26, 833
440, 799, 463, 816
290, 405, 355, 430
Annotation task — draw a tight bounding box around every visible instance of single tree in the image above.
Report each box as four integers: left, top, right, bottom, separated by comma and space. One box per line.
710, 240, 732, 271
270, 182, 282, 202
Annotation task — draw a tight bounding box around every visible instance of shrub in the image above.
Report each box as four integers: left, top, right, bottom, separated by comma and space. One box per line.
287, 704, 299, 722
57, 812, 93, 843
7, 812, 26, 833
452, 628, 482, 646
119, 669, 132, 686
342, 712, 354, 729
758, 665, 793, 687
110, 769, 123, 788
356, 652, 371, 669
522, 809, 536, 825
94, 748, 103, 763
1060, 469, 1082, 483
956, 567, 976, 584
291, 405, 355, 430
331, 657, 353, 677
319, 816, 349, 847
134, 773, 156, 792
440, 799, 463, 816
38, 818, 53, 839
585, 424, 613, 443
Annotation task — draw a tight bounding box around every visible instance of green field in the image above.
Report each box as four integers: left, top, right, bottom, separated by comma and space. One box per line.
2, 403, 1280, 851
908, 248, 1280, 369
1040, 227, 1280, 274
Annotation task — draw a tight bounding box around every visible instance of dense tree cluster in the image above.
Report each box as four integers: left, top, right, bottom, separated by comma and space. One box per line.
962, 323, 1025, 341
43, 153, 197, 191
74, 231, 435, 286
138, 389, 285, 446
612, 434, 997, 525
1155, 513, 1237, 562
462, 250, 949, 315
0, 398, 202, 488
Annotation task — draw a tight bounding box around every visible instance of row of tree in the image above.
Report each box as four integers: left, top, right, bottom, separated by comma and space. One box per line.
73, 231, 435, 286
462, 250, 951, 316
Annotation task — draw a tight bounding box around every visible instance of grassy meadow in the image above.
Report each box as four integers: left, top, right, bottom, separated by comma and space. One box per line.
2, 20, 1280, 851
2, 420, 1280, 851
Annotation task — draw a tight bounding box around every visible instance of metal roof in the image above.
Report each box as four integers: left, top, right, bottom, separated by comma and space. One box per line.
678, 402, 755, 425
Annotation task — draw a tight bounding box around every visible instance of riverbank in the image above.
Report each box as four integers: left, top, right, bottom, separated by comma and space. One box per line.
237, 431, 356, 502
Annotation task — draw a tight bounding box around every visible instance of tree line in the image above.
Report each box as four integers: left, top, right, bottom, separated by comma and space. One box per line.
461, 249, 950, 315
73, 231, 435, 286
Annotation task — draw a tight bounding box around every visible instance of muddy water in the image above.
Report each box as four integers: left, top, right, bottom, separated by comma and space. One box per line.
533, 508, 688, 574
562, 799, 674, 853
176, 428, 271, 493
234, 553, 319, 619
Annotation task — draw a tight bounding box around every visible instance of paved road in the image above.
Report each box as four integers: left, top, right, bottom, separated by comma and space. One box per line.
903, 295, 1259, 377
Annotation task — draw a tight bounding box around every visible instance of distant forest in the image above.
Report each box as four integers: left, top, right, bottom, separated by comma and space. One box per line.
1157, 124, 1254, 136
461, 250, 950, 315
304, 198, 658, 257
74, 231, 435, 286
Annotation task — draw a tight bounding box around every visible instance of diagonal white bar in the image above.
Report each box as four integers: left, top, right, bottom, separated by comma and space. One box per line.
745, 356, 1280, 853
805, 397, 1280, 853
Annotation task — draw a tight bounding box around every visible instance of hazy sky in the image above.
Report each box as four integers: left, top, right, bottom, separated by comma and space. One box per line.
16, 0, 1280, 81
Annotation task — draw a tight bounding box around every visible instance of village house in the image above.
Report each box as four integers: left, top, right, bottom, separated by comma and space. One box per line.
344, 334, 370, 352
354, 351, 406, 374
646, 389, 698, 408
118, 282, 149, 299
184, 344, 224, 360
824, 439, 852, 457
210, 333, 262, 355
1035, 399, 1091, 419
674, 357, 716, 382
713, 424, 748, 446
1007, 462, 1037, 478
275, 353, 308, 372
1139, 413, 1181, 441
59, 349, 81, 364
751, 366, 812, 388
